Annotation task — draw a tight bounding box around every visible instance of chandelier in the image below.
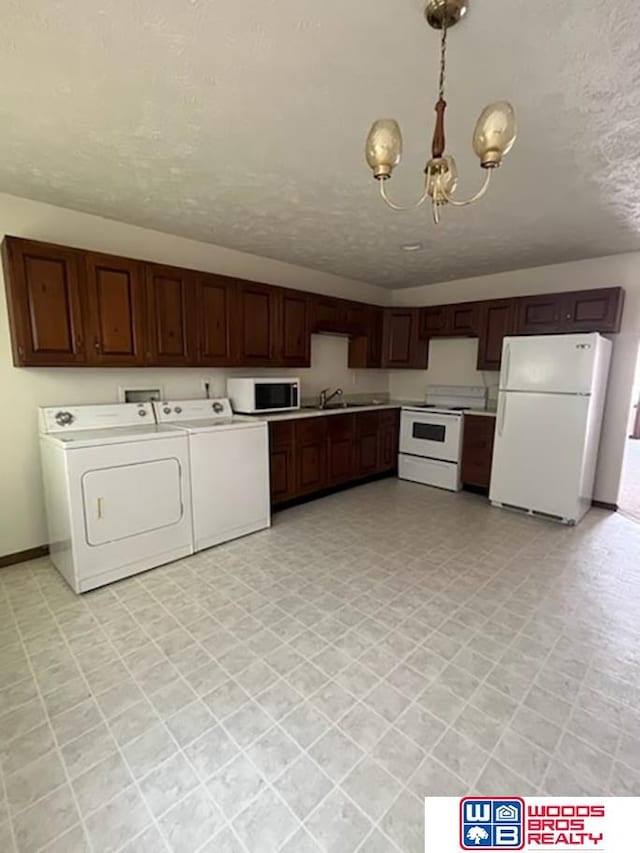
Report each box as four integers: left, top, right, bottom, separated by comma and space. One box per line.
365, 0, 517, 224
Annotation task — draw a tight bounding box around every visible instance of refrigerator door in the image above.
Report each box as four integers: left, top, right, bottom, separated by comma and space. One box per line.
489, 391, 590, 522
500, 333, 601, 394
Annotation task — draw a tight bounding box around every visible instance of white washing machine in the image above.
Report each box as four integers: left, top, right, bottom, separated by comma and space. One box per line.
39, 402, 193, 593
153, 398, 270, 552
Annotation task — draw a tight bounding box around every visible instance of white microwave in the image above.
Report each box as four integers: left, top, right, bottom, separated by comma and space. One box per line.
227, 378, 300, 413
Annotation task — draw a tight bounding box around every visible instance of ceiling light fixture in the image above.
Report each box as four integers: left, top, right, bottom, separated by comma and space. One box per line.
400, 242, 424, 252
365, 0, 517, 225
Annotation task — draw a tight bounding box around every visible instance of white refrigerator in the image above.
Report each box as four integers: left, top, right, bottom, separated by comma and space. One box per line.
489, 333, 612, 524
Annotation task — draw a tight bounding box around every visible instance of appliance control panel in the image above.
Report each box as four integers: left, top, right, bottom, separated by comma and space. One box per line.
153, 398, 233, 423
40, 403, 154, 433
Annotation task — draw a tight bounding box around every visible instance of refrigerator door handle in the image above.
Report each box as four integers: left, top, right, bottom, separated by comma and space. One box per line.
497, 394, 507, 437
502, 343, 511, 389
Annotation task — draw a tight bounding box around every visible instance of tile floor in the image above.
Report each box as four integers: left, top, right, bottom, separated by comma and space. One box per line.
1, 479, 640, 853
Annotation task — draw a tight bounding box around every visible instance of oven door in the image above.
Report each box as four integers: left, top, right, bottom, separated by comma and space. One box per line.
254, 382, 299, 412
399, 410, 462, 462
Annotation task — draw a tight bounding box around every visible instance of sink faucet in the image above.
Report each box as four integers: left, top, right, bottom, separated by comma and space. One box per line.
318, 387, 343, 409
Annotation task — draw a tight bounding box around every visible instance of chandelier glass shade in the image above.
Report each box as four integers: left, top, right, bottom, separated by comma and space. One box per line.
365, 1, 516, 225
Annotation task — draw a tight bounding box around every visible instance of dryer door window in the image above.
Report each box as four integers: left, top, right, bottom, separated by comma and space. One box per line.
82, 458, 183, 545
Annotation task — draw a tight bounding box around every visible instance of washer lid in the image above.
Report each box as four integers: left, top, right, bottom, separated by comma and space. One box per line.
42, 424, 185, 448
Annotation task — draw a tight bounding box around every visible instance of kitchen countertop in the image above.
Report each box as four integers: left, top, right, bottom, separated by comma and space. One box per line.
246, 402, 498, 422
464, 409, 497, 418
254, 403, 403, 422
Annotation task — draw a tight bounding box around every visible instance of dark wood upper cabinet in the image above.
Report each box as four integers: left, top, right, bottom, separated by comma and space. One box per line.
461, 413, 496, 489
515, 293, 566, 335
477, 299, 516, 371
348, 306, 384, 369
0, 237, 627, 371
2, 237, 86, 366
450, 302, 480, 336
145, 263, 195, 365
84, 253, 146, 366
563, 287, 624, 333
421, 305, 451, 337
382, 308, 427, 369
235, 281, 278, 366
311, 295, 342, 333
194, 273, 235, 366
277, 289, 310, 367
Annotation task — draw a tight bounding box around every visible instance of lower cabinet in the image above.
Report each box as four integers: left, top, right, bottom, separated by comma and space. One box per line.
327, 414, 356, 484
269, 409, 399, 506
461, 414, 496, 490
295, 418, 327, 495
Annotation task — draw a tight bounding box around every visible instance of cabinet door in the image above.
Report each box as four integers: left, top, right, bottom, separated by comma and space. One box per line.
327, 414, 355, 485
563, 287, 624, 333
295, 418, 327, 495
450, 302, 480, 336
2, 238, 86, 366
195, 273, 235, 366
355, 412, 380, 476
311, 295, 342, 333
278, 290, 310, 367
348, 306, 384, 369
382, 309, 427, 368
85, 253, 146, 365
377, 411, 400, 471
515, 294, 565, 334
145, 263, 195, 365
236, 282, 277, 366
461, 414, 496, 488
343, 302, 368, 335
269, 421, 297, 504
477, 299, 516, 371
421, 305, 451, 337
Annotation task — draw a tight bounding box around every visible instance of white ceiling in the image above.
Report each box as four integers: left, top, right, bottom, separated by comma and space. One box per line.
1, 1, 639, 288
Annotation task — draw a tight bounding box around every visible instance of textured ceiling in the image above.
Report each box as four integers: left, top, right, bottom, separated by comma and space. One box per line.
1, 0, 640, 288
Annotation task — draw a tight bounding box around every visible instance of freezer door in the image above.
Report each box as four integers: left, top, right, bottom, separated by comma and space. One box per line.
489, 391, 591, 521
500, 334, 601, 394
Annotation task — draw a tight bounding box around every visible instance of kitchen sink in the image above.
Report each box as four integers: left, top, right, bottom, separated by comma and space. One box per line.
302, 402, 380, 411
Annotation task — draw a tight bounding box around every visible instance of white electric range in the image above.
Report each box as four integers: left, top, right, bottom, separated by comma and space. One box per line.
398, 386, 487, 491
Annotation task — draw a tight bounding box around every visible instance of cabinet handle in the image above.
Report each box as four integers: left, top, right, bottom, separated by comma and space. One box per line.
94, 340, 101, 352
566, 313, 572, 320
97, 497, 103, 519
75, 335, 83, 349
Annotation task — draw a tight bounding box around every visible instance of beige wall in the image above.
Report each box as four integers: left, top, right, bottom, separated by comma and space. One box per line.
390, 255, 640, 506
0, 194, 389, 556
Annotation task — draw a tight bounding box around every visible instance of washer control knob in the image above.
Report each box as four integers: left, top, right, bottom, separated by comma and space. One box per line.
55, 410, 75, 427
212, 402, 224, 414
174, 406, 182, 414
138, 409, 148, 417
163, 407, 171, 415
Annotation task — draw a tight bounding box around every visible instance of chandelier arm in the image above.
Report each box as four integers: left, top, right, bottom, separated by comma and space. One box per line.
440, 169, 492, 207
379, 178, 430, 211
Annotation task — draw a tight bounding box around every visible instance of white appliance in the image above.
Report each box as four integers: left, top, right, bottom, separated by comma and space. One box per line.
490, 333, 612, 524
153, 398, 271, 551
227, 377, 300, 414
399, 386, 487, 491
39, 403, 193, 594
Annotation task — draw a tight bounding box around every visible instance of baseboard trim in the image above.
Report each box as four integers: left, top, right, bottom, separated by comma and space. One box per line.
272, 470, 396, 513
0, 545, 50, 568
591, 500, 618, 512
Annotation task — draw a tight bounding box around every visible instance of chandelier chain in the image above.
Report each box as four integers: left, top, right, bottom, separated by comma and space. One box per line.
438, 1, 448, 100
